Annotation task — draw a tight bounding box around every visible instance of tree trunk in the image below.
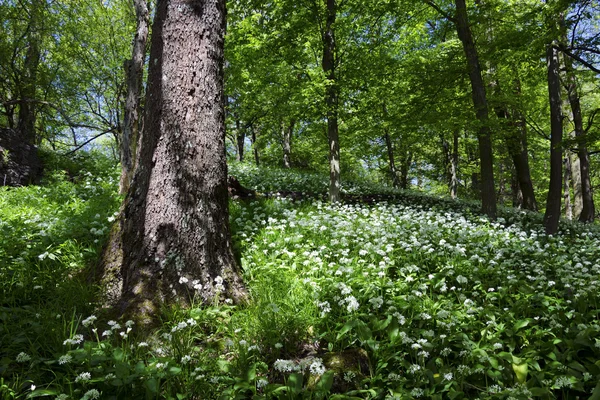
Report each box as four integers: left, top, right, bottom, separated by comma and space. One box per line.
451, 129, 459, 199
570, 152, 583, 217
399, 151, 412, 190
322, 0, 341, 203
235, 119, 245, 162
114, 0, 246, 322
544, 42, 563, 235
282, 119, 294, 168
384, 131, 400, 188
119, 0, 149, 195
564, 61, 595, 222
454, 0, 496, 219
251, 125, 259, 166
564, 155, 573, 220
17, 1, 41, 144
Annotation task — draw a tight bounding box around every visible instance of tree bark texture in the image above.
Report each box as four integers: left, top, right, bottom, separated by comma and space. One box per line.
322, 0, 341, 203
116, 0, 246, 321
119, 0, 149, 195
454, 0, 496, 219
399, 151, 412, 190
544, 42, 563, 235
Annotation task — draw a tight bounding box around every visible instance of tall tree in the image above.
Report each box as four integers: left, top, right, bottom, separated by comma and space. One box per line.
119, 0, 150, 195
116, 0, 246, 320
322, 0, 341, 202
453, 0, 496, 218
544, 39, 563, 235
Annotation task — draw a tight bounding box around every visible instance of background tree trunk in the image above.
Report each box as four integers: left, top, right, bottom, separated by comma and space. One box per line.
119, 0, 149, 195
454, 0, 496, 219
564, 155, 573, 220
117, 0, 246, 321
385, 131, 400, 188
544, 42, 563, 235
282, 119, 294, 168
322, 0, 341, 203
235, 119, 245, 162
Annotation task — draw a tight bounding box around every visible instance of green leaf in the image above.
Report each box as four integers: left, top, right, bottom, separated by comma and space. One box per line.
287, 373, 303, 394
590, 381, 600, 400
145, 378, 159, 394
336, 319, 357, 340
26, 389, 58, 398
315, 371, 334, 392
512, 361, 528, 384
513, 319, 530, 331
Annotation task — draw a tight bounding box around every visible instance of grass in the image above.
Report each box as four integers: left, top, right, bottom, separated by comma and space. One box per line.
1, 158, 600, 399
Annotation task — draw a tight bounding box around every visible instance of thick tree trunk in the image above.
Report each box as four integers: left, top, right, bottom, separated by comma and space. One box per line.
564, 155, 573, 220
282, 119, 294, 169
119, 0, 149, 195
17, 2, 41, 144
544, 42, 563, 235
114, 0, 246, 321
454, 0, 496, 219
322, 0, 341, 203
384, 131, 400, 188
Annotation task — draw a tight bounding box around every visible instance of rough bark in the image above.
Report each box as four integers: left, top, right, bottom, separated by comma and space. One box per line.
384, 131, 400, 188
119, 0, 150, 195
454, 0, 496, 219
0, 127, 42, 186
544, 42, 563, 235
282, 119, 294, 169
322, 0, 341, 203
564, 155, 573, 220
108, 0, 246, 322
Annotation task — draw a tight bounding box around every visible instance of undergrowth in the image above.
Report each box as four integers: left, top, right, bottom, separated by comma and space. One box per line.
1, 159, 599, 399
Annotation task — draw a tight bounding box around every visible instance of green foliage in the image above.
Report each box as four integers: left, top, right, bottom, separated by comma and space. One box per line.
3, 162, 600, 399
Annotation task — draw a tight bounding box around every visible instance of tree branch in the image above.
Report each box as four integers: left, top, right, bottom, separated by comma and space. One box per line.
62, 129, 115, 155
423, 0, 456, 23
556, 44, 600, 73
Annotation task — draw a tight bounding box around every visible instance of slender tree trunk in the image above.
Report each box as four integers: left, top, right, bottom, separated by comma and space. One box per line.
119, 0, 149, 195
570, 152, 583, 217
564, 155, 573, 220
454, 0, 496, 219
322, 0, 341, 203
114, 0, 246, 321
235, 119, 244, 162
384, 131, 400, 188
544, 41, 563, 235
399, 151, 412, 190
251, 125, 259, 166
511, 172, 523, 208
564, 61, 595, 222
282, 119, 294, 168
451, 129, 459, 199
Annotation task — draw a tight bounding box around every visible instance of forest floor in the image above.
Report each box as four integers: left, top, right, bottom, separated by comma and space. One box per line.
1, 157, 600, 399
